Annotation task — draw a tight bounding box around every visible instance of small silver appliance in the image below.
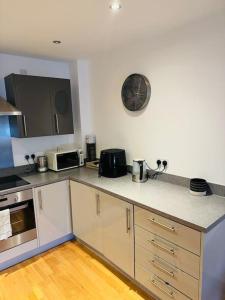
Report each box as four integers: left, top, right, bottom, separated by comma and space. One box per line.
132, 159, 148, 183
37, 155, 48, 173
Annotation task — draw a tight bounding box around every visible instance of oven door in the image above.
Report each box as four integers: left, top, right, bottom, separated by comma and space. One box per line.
56, 151, 79, 170
0, 200, 37, 252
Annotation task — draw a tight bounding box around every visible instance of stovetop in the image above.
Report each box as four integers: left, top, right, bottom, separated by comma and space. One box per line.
0, 175, 30, 191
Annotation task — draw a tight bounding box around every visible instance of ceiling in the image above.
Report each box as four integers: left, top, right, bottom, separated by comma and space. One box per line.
0, 0, 224, 60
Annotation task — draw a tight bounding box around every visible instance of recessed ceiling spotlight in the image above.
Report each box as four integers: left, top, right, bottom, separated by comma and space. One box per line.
110, 2, 122, 10
53, 40, 61, 44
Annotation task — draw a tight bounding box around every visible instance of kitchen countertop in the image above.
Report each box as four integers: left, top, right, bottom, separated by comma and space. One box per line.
1, 167, 225, 232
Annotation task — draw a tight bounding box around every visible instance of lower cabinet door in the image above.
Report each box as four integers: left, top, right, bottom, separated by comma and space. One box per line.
70, 181, 134, 277
70, 181, 103, 253
100, 192, 134, 277
34, 181, 72, 246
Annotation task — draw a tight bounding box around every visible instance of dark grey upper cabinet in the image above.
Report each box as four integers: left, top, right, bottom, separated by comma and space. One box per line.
5, 74, 54, 138
50, 78, 74, 135
4, 74, 74, 138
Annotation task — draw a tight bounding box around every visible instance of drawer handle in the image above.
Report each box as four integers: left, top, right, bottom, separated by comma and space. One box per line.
148, 218, 175, 232
126, 208, 131, 233
55, 114, 60, 134
151, 277, 174, 298
151, 259, 175, 277
150, 239, 175, 255
22, 115, 28, 137
96, 194, 100, 216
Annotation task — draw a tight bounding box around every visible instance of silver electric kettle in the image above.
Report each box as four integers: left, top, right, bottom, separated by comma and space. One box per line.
37, 155, 48, 173
132, 159, 148, 183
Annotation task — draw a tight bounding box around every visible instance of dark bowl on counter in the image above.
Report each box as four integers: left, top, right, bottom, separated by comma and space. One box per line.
190, 178, 209, 195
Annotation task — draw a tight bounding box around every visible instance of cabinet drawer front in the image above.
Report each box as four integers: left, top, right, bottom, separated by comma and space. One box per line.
136, 244, 199, 299
136, 264, 191, 300
134, 206, 201, 255
135, 225, 200, 279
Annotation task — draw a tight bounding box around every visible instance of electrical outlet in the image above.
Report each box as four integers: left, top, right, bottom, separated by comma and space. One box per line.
156, 159, 162, 168
24, 154, 30, 161
162, 160, 168, 169
156, 159, 168, 170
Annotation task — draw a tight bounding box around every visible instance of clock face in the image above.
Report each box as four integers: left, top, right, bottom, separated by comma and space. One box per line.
121, 74, 151, 111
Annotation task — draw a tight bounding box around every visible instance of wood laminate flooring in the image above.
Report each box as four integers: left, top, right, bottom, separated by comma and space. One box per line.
0, 241, 153, 300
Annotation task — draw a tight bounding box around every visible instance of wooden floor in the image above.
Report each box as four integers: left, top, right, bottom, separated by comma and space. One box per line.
0, 241, 153, 300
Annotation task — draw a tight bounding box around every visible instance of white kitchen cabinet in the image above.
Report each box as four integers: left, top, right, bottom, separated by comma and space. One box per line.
70, 181, 103, 253
34, 181, 72, 246
100, 192, 134, 277
70, 181, 134, 277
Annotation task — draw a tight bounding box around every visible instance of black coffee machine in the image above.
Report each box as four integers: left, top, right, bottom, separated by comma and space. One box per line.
99, 149, 127, 178
86, 135, 96, 162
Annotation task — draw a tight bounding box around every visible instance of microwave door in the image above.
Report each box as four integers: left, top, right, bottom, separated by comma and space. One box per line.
57, 152, 79, 170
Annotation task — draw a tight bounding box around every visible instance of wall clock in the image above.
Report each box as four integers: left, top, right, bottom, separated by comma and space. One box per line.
121, 74, 151, 111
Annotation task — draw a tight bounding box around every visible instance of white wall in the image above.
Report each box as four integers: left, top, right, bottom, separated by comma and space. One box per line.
77, 60, 93, 151
69, 60, 93, 154
0, 53, 77, 166
89, 12, 225, 185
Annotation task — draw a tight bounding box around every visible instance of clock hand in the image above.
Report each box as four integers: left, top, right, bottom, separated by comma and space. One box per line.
134, 92, 145, 96
137, 78, 142, 94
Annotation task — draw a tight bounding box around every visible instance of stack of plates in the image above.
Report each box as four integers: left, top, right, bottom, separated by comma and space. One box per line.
190, 178, 208, 196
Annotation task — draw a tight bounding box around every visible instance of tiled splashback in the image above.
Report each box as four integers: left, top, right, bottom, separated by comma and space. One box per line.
0, 116, 13, 169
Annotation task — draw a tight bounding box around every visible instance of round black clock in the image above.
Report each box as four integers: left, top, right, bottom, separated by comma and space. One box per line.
121, 74, 151, 111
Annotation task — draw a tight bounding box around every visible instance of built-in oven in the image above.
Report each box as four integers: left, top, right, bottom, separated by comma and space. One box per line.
0, 189, 37, 252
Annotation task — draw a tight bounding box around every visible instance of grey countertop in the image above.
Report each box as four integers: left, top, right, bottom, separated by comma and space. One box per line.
1, 167, 225, 232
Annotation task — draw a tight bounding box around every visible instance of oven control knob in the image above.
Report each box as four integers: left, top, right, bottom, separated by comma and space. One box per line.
14, 196, 18, 203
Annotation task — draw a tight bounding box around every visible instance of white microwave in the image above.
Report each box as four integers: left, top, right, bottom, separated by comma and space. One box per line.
46, 149, 84, 171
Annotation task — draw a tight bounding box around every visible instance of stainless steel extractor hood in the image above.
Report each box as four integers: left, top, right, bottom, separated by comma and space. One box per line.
0, 96, 21, 116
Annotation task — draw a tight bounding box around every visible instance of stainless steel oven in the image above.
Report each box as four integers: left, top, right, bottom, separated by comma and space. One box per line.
0, 189, 37, 252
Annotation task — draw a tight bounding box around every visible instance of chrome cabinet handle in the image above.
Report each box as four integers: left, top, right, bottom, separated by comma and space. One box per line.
96, 194, 100, 215
22, 115, 28, 137
55, 114, 59, 134
151, 259, 175, 277
151, 277, 174, 298
149, 239, 175, 255
126, 208, 131, 233
38, 190, 43, 210
147, 217, 175, 232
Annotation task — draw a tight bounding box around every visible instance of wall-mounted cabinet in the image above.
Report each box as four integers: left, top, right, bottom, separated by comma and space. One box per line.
4, 74, 74, 138
50, 78, 74, 135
